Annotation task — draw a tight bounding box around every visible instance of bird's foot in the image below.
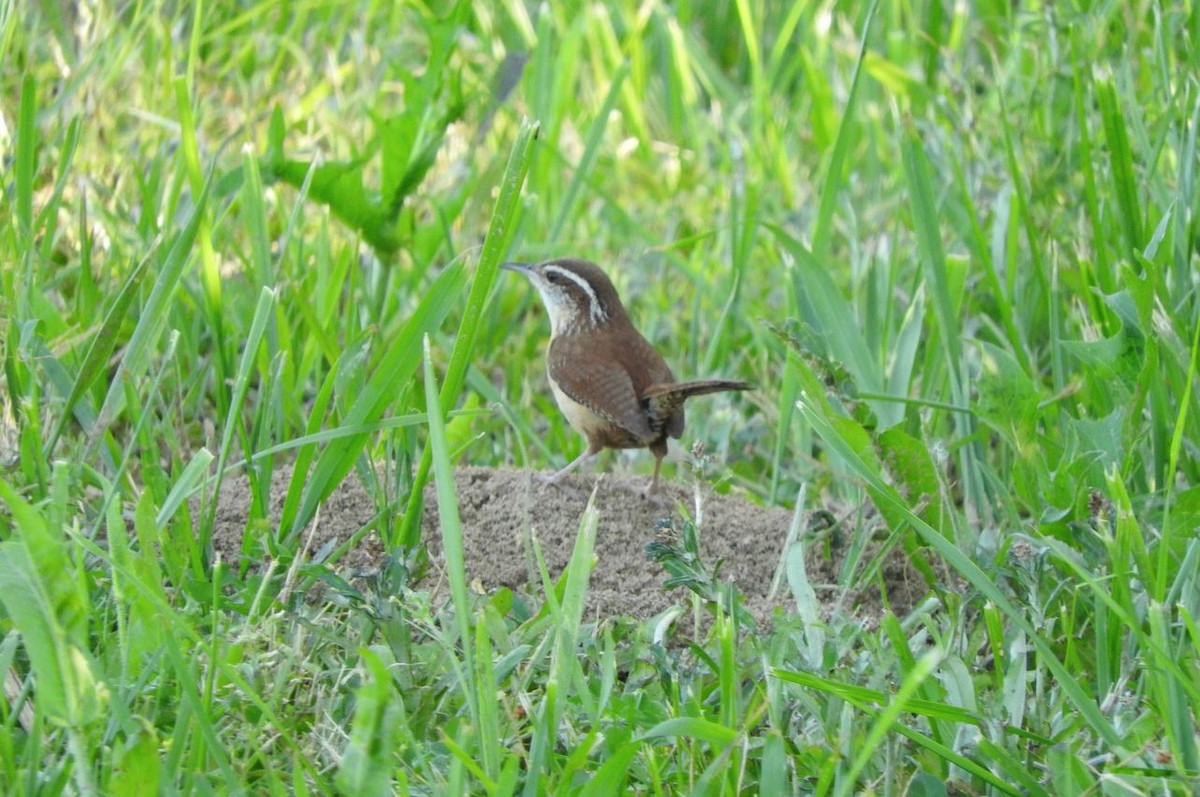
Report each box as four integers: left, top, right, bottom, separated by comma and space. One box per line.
532, 470, 589, 499
640, 479, 671, 506
642, 491, 670, 507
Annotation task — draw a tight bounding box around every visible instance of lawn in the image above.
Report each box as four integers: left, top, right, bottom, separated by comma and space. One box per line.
2, 0, 1198, 793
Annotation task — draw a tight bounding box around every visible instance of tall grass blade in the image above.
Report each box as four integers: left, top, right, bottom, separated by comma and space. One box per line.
811, 0, 879, 262
421, 333, 481, 770
92, 181, 210, 442
397, 118, 539, 549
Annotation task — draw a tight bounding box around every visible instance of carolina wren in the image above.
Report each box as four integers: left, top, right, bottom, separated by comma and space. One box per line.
503, 258, 751, 495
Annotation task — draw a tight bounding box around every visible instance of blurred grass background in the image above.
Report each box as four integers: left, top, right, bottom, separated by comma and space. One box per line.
2, 0, 1199, 793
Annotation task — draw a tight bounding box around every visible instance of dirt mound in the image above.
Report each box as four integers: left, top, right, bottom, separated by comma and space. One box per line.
209, 464, 933, 624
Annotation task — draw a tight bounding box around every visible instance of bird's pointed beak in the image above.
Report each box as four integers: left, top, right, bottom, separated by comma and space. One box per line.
500, 261, 533, 276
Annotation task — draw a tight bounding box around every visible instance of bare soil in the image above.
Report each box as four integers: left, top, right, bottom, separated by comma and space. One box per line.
209, 464, 934, 625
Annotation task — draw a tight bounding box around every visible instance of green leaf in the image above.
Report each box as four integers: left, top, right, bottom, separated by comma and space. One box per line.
901, 123, 964, 385
156, 448, 214, 530
15, 72, 36, 241
879, 426, 945, 532
0, 479, 102, 727
106, 495, 163, 676
637, 717, 738, 747
0, 479, 89, 646
1096, 78, 1144, 257
267, 105, 285, 162
906, 772, 948, 797
272, 157, 401, 253
974, 341, 1042, 449
1048, 745, 1097, 794
1060, 330, 1129, 377
577, 741, 639, 797
109, 722, 161, 797
1067, 408, 1125, 481
335, 646, 403, 796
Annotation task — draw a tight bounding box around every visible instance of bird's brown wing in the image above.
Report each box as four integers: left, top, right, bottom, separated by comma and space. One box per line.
642, 379, 753, 439
547, 338, 656, 443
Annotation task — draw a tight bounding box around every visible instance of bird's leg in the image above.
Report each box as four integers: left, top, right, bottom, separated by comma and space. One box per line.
644, 439, 669, 498
541, 441, 601, 485
646, 456, 663, 496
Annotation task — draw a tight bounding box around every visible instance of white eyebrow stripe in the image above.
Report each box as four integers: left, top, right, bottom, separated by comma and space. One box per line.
544, 266, 608, 325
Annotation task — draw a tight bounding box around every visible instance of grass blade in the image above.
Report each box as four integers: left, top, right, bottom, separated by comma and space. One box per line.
46, 247, 158, 454
421, 333, 481, 770
397, 118, 539, 549
811, 0, 879, 262
92, 181, 210, 442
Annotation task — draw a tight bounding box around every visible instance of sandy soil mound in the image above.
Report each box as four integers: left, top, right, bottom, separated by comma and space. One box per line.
209, 464, 933, 625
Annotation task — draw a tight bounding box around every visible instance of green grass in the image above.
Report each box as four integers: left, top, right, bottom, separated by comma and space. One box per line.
2, 0, 1199, 793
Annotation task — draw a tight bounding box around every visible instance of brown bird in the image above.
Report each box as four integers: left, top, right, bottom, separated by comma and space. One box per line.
503, 258, 751, 495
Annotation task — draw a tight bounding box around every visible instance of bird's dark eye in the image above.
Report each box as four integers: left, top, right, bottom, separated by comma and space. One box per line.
546, 271, 561, 284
